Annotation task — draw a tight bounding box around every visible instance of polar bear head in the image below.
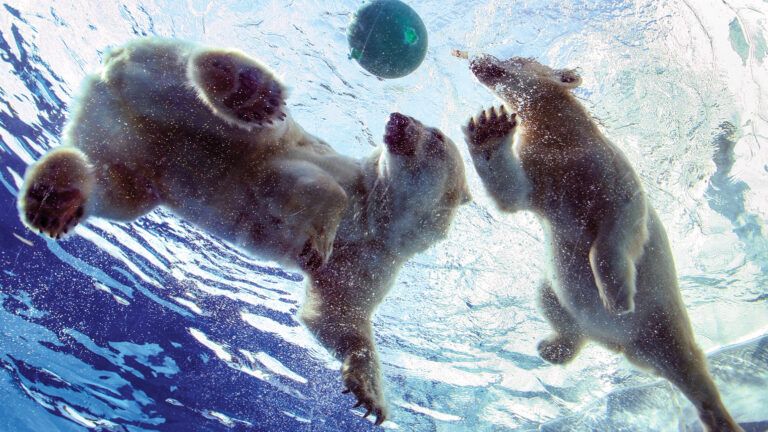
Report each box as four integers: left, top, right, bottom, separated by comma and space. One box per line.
373, 112, 470, 254
469, 55, 581, 111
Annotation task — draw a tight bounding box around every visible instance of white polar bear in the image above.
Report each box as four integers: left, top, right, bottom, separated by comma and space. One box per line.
463, 55, 741, 431
17, 38, 471, 425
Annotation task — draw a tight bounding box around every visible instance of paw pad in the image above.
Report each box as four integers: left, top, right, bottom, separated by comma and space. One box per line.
22, 183, 86, 239
222, 68, 285, 125
192, 50, 287, 129
537, 335, 579, 365
464, 105, 517, 150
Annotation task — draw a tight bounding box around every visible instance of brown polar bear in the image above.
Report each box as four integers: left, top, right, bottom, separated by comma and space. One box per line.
463, 55, 741, 431
17, 38, 470, 426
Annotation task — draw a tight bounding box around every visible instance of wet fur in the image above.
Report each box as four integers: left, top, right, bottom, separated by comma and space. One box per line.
464, 55, 741, 431
17, 38, 470, 426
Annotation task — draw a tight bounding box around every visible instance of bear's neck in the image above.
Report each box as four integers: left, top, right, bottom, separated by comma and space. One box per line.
515, 91, 600, 147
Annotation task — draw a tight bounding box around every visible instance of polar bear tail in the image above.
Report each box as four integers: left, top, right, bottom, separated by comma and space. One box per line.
18, 147, 94, 239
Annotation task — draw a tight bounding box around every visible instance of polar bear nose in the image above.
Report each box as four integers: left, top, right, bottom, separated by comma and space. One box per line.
388, 112, 411, 128
384, 112, 416, 156
470, 54, 506, 82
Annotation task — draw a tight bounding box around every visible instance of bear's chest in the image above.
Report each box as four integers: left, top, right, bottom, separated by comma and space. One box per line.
520, 146, 607, 233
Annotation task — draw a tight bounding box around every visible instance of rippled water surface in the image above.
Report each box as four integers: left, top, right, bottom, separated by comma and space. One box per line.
1, 1, 767, 431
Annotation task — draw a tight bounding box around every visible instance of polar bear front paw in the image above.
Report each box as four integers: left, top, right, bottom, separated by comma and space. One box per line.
190, 49, 286, 129
463, 105, 517, 153
342, 351, 388, 426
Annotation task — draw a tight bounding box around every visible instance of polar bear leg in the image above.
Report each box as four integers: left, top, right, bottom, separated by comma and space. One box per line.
188, 48, 286, 130
269, 160, 348, 270
300, 299, 387, 425
19, 147, 162, 238
463, 105, 531, 212
589, 194, 649, 315
89, 162, 161, 222
537, 281, 585, 364
18, 147, 94, 239
626, 325, 742, 432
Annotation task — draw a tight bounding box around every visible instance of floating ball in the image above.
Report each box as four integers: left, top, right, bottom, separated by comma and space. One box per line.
347, 0, 428, 79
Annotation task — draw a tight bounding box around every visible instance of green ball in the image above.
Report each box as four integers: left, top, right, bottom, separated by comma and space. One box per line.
347, 0, 428, 79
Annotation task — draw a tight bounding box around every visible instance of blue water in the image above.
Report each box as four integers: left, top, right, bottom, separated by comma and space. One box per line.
1, 1, 767, 431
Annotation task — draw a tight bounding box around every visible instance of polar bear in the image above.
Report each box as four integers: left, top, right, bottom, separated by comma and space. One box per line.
463, 55, 741, 431
17, 38, 470, 425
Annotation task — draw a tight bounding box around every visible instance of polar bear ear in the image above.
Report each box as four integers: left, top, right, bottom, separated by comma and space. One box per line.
551, 68, 582, 89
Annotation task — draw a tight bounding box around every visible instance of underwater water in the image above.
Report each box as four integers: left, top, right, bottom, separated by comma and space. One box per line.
1, 0, 767, 431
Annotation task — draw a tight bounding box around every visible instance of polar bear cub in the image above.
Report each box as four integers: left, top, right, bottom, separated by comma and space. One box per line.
463, 55, 741, 431
17, 38, 470, 425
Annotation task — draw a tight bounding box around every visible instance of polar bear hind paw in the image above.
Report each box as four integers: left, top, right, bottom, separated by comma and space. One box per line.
537, 334, 581, 364
463, 105, 517, 152
190, 49, 286, 129
18, 147, 93, 239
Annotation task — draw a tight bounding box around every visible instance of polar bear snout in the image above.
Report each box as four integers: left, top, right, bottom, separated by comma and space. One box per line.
384, 112, 451, 160
470, 54, 507, 84
384, 112, 418, 156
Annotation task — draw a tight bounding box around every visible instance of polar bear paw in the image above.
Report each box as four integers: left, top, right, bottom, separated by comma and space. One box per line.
537, 334, 580, 365
463, 105, 517, 153
341, 351, 388, 426
601, 288, 636, 316
19, 148, 93, 239
189, 49, 286, 129
298, 226, 336, 272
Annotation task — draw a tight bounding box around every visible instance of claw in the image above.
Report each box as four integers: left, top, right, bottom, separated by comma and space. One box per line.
353, 400, 363, 408
342, 388, 351, 394
363, 408, 372, 418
